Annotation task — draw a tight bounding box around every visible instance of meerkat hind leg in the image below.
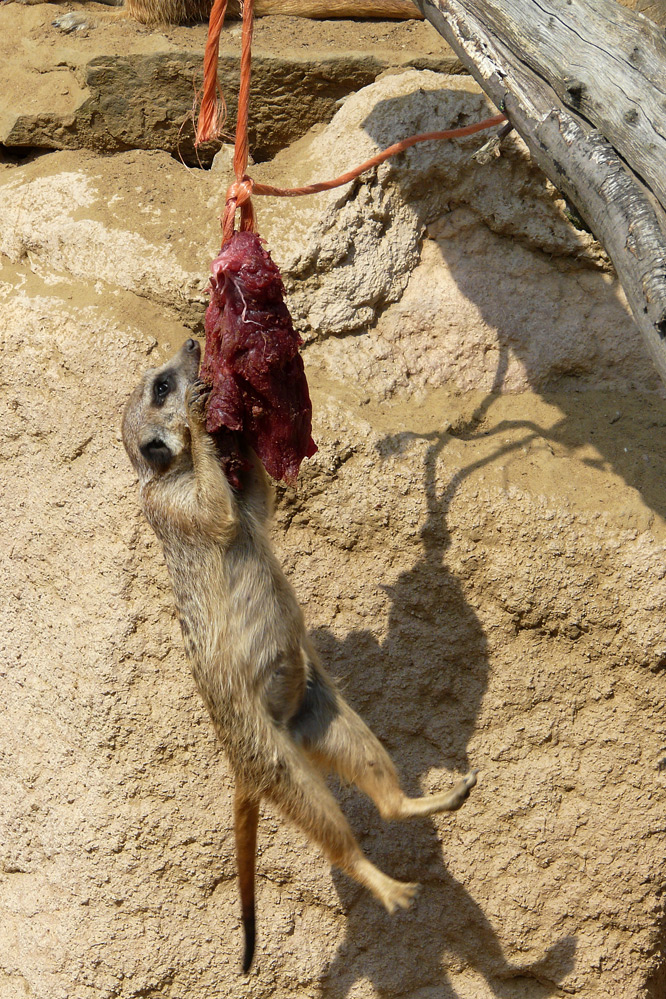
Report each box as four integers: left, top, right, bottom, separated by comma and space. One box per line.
294, 672, 477, 820
261, 728, 418, 913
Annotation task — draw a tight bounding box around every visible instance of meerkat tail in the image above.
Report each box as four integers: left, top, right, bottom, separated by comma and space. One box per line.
234, 790, 260, 974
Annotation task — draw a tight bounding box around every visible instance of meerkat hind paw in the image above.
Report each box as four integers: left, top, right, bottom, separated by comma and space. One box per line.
425, 769, 478, 814
355, 859, 419, 914
449, 769, 478, 808
383, 879, 420, 914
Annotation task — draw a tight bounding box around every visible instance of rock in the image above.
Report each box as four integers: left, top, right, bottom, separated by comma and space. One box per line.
0, 71, 656, 392
0, 4, 458, 164
252, 70, 653, 392
210, 141, 253, 174
305, 206, 656, 396
0, 148, 213, 328
253, 71, 607, 341
1, 243, 666, 996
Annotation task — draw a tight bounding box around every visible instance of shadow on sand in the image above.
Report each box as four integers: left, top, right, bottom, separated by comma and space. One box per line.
311, 85, 666, 996
315, 405, 577, 997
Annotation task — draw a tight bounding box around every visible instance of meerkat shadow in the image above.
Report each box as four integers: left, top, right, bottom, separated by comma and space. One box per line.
311, 602, 575, 996
309, 555, 489, 995
309, 595, 486, 996
322, 858, 577, 998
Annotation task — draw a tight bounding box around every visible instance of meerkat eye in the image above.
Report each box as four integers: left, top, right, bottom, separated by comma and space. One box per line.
152, 371, 175, 406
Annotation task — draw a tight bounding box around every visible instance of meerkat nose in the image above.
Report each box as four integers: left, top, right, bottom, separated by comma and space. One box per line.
185, 338, 198, 352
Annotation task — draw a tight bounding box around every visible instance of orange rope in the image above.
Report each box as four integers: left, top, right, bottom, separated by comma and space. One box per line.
223, 0, 256, 243
233, 0, 253, 187
195, 1, 508, 241
195, 0, 229, 147
250, 114, 508, 198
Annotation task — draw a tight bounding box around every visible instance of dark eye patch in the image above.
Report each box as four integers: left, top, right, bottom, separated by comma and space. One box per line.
140, 438, 173, 472
152, 370, 176, 407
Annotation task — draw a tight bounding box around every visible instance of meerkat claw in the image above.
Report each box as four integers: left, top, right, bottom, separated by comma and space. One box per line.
378, 878, 420, 914
392, 881, 420, 911
447, 769, 478, 810
187, 378, 212, 416
463, 769, 478, 790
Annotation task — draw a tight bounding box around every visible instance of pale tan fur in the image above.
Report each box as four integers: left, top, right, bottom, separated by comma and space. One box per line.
124, 0, 422, 27
14, 0, 422, 25
15, 0, 422, 22
122, 338, 476, 971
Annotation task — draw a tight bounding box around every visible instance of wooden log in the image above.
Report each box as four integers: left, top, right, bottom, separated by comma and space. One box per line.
464, 0, 666, 207
413, 0, 666, 386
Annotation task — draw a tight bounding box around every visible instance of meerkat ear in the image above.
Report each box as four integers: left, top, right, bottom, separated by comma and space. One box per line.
140, 437, 173, 472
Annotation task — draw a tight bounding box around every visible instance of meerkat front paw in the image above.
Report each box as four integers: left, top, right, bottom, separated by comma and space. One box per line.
187, 380, 212, 423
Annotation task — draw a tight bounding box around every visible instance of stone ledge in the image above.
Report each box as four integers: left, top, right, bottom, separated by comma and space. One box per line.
1, 3, 460, 162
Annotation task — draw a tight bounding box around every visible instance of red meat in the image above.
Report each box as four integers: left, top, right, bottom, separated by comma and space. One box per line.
201, 231, 317, 488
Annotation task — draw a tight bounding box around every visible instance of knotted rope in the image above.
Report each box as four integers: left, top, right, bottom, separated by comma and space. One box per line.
196, 0, 508, 241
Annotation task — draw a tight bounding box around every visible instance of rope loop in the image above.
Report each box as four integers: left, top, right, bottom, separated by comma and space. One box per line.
227, 175, 254, 207
222, 175, 256, 243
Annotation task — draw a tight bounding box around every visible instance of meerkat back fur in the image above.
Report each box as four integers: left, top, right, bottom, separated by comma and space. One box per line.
124, 0, 422, 26
122, 338, 477, 972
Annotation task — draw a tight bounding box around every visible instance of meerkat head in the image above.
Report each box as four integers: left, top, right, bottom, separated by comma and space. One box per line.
122, 338, 201, 485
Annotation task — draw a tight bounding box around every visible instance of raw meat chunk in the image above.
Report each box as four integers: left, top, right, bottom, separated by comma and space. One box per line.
201, 231, 317, 486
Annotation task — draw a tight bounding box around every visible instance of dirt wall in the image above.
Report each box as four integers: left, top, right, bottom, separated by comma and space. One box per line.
1, 15, 665, 999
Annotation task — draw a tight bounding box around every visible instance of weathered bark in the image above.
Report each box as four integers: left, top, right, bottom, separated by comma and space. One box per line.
414, 0, 666, 386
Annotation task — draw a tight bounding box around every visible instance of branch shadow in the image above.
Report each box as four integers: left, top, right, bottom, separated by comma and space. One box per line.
356, 85, 666, 524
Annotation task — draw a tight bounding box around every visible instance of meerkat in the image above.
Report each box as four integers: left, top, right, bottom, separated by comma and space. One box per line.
12, 0, 421, 22
124, 0, 423, 25
122, 337, 477, 972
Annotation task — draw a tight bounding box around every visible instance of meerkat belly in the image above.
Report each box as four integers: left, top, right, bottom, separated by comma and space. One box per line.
164, 535, 306, 713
